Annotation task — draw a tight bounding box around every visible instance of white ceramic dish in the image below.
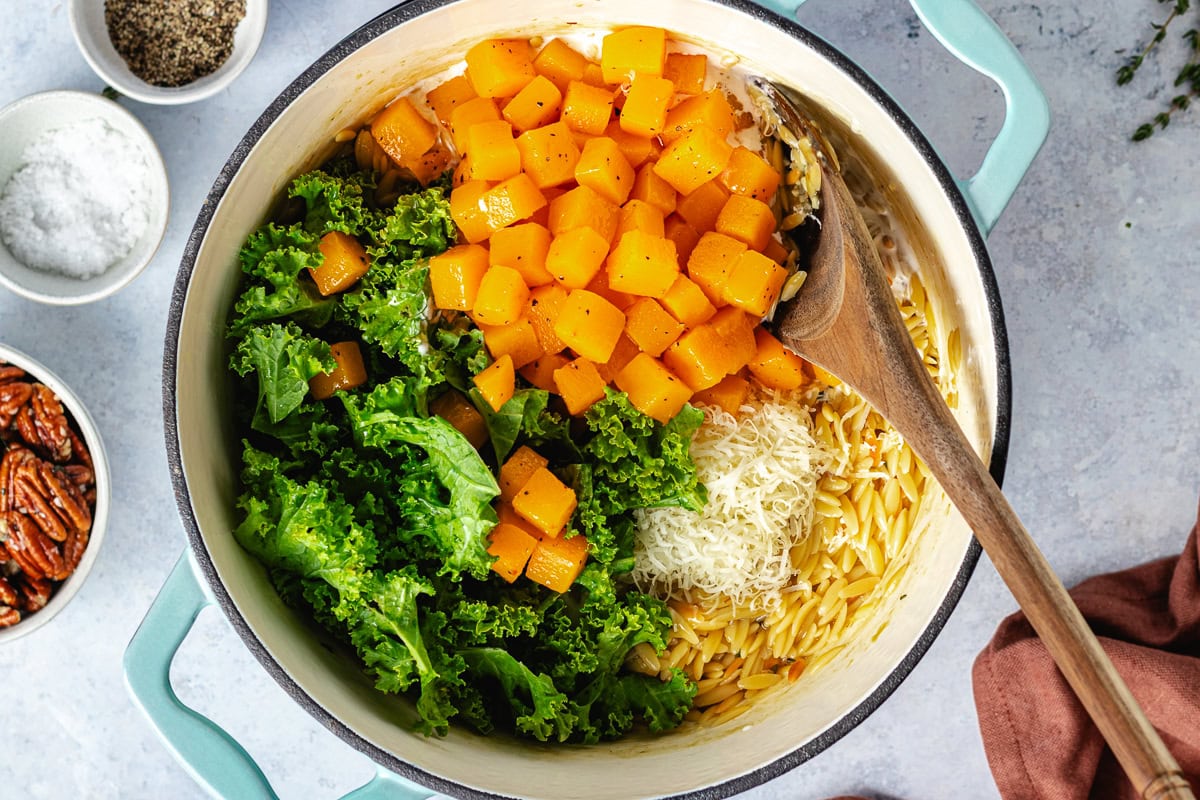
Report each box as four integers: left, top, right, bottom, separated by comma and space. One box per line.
68, 0, 268, 105
0, 90, 169, 305
0, 343, 111, 644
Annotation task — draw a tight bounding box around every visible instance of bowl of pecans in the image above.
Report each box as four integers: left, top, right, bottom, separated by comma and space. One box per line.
0, 344, 109, 642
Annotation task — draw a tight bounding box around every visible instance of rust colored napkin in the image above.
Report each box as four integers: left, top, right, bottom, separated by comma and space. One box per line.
972, 503, 1200, 799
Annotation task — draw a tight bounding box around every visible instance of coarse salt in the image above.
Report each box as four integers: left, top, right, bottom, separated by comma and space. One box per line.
0, 117, 152, 279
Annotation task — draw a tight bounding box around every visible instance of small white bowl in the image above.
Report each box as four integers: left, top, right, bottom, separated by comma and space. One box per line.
68, 0, 268, 105
0, 343, 110, 645
0, 90, 169, 305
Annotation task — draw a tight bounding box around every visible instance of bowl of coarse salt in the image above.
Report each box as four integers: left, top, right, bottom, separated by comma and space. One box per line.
0, 90, 169, 305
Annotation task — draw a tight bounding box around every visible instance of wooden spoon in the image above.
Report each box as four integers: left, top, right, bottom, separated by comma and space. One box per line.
753, 77, 1194, 800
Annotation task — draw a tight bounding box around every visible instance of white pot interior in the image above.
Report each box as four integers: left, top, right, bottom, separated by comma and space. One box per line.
171, 1, 1000, 797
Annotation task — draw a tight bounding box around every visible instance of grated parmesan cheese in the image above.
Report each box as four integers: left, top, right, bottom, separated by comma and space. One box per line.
632, 393, 836, 611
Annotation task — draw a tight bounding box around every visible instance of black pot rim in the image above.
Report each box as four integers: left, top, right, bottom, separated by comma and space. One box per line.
162, 1, 1010, 797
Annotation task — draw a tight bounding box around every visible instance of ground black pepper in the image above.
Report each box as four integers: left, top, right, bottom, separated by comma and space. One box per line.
105, 0, 247, 88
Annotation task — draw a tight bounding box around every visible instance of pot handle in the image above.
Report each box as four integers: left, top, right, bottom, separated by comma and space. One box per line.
124, 551, 435, 800
752, 0, 1049, 236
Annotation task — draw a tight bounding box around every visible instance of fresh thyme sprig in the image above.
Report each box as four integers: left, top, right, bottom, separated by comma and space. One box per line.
1118, 0, 1200, 140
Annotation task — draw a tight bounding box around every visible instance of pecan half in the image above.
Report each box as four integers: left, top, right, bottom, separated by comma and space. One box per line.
29, 385, 72, 463
14, 406, 38, 450
64, 464, 94, 491
0, 576, 17, 606
4, 511, 65, 581
0, 606, 19, 627
38, 463, 91, 534
61, 523, 89, 579
67, 428, 92, 472
0, 446, 36, 514
0, 364, 24, 384
0, 381, 32, 429
17, 575, 50, 612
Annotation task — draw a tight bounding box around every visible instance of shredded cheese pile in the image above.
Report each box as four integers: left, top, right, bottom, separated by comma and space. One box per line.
632, 393, 835, 610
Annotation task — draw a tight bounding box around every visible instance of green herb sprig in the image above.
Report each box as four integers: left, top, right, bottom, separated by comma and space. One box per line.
1117, 0, 1200, 140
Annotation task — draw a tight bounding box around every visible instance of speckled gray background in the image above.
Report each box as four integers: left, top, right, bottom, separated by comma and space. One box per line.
1, 1, 1197, 798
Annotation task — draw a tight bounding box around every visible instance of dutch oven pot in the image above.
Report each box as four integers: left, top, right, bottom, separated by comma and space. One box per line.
131, 0, 1049, 797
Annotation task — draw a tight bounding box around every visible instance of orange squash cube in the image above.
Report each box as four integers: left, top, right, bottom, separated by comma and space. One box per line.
516, 121, 581, 188
520, 352, 571, 392
487, 523, 539, 583
309, 341, 368, 400
584, 265, 636, 312
466, 120, 522, 181
709, 307, 758, 373
574, 137, 635, 206
603, 120, 657, 168
473, 266, 530, 326
452, 154, 475, 187
499, 445, 549, 502
429, 244, 489, 311
465, 38, 536, 98
548, 184, 620, 242
663, 215, 701, 264
490, 222, 553, 286
480, 317, 544, 369
601, 26, 667, 83
614, 353, 693, 424
660, 273, 717, 327
616, 199, 665, 239
630, 162, 677, 216
719, 146, 782, 202
624, 297, 685, 357
430, 389, 488, 449
748, 327, 807, 390
371, 96, 437, 167
763, 236, 789, 265
661, 90, 735, 145
310, 231, 371, 296
553, 358, 608, 416
405, 145, 453, 186
561, 80, 616, 135
582, 61, 609, 87
449, 96, 502, 154
692, 372, 751, 415
474, 353, 516, 411
527, 284, 569, 353
607, 231, 679, 298
686, 231, 745, 304
662, 325, 729, 391
513, 467, 578, 537
426, 75, 478, 127
654, 127, 735, 195
722, 249, 787, 316
596, 333, 641, 383
496, 501, 545, 539
449, 180, 493, 244
502, 75, 562, 132
533, 38, 589, 92
554, 289, 626, 363
478, 174, 548, 235
675, 179, 730, 234
715, 194, 777, 251
664, 53, 707, 95
619, 74, 674, 138
525, 532, 589, 592
546, 227, 611, 289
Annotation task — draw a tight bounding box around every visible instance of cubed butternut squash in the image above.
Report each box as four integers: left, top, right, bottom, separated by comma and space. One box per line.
601, 26, 667, 83
619, 74, 674, 138
474, 353, 516, 411
430, 243, 489, 311
449, 180, 493, 244
604, 120, 657, 169
480, 317, 544, 369
430, 389, 488, 449
692, 372, 751, 415
584, 265, 636, 311
630, 162, 677, 216
309, 341, 368, 400
722, 249, 788, 316
607, 230, 679, 298
653, 127, 734, 195
404, 145, 453, 186
488, 523, 539, 583
547, 184, 619, 242
496, 501, 545, 539
516, 121, 581, 188
582, 61, 609, 87
426, 74, 478, 127
708, 306, 758, 373
615, 199, 666, 239
466, 119, 522, 181
478, 174, 548, 234
763, 236, 789, 264
502, 75, 563, 132
553, 358, 608, 415
499, 445, 550, 502
520, 352, 571, 392
663, 52, 707, 95
614, 353, 693, 424
512, 467, 578, 537
747, 327, 807, 390
661, 89, 735, 144
449, 96, 502, 154
561, 80, 616, 135
533, 38, 589, 92
527, 284, 569, 353
546, 227, 611, 289
596, 333, 641, 383
686, 231, 745, 304
465, 38, 536, 98
660, 273, 717, 327
715, 194, 776, 251
371, 96, 438, 167
525, 532, 589, 592
624, 297, 685, 357
490, 222, 553, 286
554, 289, 626, 363
675, 179, 730, 234
310, 231, 371, 296
663, 214, 701, 264
662, 325, 729, 391
718, 146, 782, 202
473, 265, 530, 326
575, 137, 635, 205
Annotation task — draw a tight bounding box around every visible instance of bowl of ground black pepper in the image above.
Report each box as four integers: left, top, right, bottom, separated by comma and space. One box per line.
69, 0, 267, 105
